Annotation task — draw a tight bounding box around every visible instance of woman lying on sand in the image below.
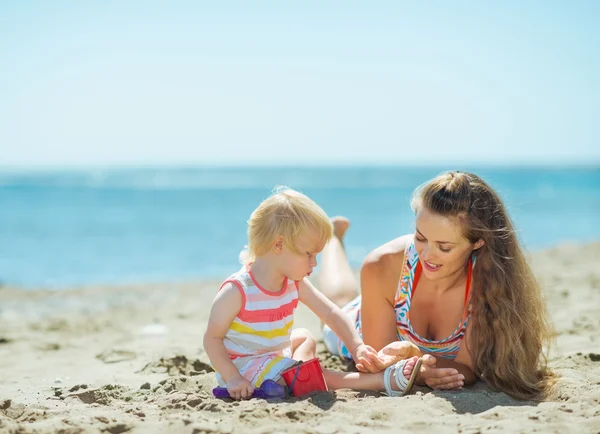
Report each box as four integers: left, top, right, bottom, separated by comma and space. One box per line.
319, 171, 556, 400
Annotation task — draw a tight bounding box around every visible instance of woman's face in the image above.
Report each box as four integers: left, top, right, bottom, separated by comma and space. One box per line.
414, 207, 479, 280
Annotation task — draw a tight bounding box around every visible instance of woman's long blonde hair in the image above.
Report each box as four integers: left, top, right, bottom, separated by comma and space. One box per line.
412, 171, 556, 400
240, 186, 333, 265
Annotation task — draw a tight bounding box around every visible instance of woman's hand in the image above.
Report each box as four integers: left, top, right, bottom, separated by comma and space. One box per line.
417, 354, 465, 390
355, 340, 421, 373
356, 342, 466, 390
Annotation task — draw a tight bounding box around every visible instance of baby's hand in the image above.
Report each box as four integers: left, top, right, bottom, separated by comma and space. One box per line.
352, 343, 382, 373
226, 375, 255, 400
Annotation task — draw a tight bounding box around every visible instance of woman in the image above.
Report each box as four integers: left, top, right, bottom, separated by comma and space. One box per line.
319, 171, 556, 400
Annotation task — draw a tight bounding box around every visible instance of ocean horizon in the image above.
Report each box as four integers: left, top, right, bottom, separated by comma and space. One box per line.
1, 165, 599, 289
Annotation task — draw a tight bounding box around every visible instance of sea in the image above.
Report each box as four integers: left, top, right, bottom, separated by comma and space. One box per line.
1, 166, 598, 289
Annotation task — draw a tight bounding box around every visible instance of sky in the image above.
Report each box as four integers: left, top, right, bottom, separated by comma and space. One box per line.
1, 1, 599, 167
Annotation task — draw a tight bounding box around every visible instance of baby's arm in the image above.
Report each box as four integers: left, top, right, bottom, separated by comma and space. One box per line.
203, 282, 254, 399
297, 278, 379, 367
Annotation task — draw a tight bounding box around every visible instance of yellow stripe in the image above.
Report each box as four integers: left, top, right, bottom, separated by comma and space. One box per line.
255, 357, 284, 387
230, 320, 294, 339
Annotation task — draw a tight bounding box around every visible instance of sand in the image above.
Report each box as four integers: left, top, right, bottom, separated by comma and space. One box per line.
1, 242, 600, 433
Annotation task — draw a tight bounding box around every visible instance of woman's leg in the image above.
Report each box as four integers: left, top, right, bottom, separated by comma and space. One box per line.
318, 217, 360, 308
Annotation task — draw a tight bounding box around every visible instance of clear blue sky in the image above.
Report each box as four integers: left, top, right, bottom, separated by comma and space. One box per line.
1, 1, 599, 167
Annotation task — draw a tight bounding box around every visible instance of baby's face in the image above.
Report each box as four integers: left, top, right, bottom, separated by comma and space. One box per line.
280, 231, 324, 281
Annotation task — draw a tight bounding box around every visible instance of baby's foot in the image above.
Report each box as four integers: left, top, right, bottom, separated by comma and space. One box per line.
332, 216, 350, 240
384, 356, 421, 396
398, 356, 419, 383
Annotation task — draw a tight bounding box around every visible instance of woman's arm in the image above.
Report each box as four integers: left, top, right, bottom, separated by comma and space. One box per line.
414, 351, 474, 390
417, 323, 477, 389
439, 322, 477, 383
359, 237, 410, 351
419, 356, 474, 388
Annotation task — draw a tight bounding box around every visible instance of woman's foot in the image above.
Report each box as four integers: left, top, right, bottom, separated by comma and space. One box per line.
317, 216, 358, 309
332, 216, 350, 241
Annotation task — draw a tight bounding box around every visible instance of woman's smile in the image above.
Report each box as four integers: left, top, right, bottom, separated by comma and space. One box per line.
423, 260, 442, 272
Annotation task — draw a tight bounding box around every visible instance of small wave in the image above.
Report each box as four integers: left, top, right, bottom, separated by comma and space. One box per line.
0, 167, 420, 190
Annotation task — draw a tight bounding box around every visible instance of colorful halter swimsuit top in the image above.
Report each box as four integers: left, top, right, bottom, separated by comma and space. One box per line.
394, 242, 475, 359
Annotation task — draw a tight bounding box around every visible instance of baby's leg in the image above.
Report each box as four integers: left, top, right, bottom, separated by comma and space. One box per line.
290, 328, 317, 362
272, 329, 317, 388
324, 356, 420, 393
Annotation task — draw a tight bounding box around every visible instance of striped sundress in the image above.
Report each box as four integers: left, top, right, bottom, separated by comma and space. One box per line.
323, 242, 475, 360
215, 265, 299, 387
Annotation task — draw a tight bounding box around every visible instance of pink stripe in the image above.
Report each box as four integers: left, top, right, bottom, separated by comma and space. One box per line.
246, 264, 289, 297
244, 358, 263, 382
238, 299, 299, 323
229, 350, 249, 360
219, 279, 248, 318
245, 291, 293, 303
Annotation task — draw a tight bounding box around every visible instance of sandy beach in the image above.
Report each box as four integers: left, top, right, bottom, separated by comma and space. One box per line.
1, 242, 599, 434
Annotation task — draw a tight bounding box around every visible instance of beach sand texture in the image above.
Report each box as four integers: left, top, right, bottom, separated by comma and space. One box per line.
1, 242, 599, 433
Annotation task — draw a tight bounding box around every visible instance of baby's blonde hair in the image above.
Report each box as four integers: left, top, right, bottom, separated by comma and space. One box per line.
240, 186, 333, 265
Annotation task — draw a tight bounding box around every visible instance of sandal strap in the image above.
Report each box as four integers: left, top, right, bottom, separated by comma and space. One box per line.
394, 360, 410, 391
383, 359, 409, 397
